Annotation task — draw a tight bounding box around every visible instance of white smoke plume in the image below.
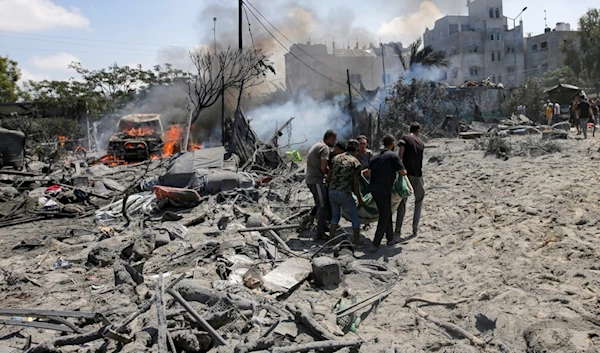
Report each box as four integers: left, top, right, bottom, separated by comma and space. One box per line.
246, 93, 352, 149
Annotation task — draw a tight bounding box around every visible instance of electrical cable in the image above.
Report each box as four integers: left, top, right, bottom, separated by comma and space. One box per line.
242, 4, 346, 87
244, 0, 347, 76
242, 5, 272, 93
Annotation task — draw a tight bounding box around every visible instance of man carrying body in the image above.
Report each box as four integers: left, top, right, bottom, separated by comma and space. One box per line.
306, 130, 337, 239
368, 135, 407, 251
395, 122, 426, 239
356, 135, 373, 171
328, 140, 364, 246
577, 96, 595, 139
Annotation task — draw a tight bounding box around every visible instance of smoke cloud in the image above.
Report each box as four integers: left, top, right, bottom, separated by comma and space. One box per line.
246, 93, 352, 149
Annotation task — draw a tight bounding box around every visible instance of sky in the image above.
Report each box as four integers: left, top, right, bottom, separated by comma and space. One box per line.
0, 0, 594, 84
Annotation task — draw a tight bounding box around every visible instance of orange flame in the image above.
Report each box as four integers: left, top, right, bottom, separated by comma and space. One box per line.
190, 143, 203, 151
126, 127, 155, 136
59, 136, 66, 147
163, 125, 184, 156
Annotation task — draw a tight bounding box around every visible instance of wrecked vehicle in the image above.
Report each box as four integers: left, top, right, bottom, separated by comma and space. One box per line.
0, 127, 25, 169
107, 114, 165, 161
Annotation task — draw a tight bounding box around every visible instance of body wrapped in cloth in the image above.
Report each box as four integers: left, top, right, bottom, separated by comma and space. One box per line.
342, 173, 412, 224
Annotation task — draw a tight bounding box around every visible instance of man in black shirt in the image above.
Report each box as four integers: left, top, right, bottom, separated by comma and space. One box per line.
395, 122, 426, 239
368, 135, 407, 250
577, 96, 595, 139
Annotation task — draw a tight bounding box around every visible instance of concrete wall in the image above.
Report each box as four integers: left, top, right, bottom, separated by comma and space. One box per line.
423, 0, 527, 87
525, 30, 577, 77
284, 44, 404, 99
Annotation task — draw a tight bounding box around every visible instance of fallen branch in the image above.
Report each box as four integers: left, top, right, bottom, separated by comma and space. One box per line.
287, 304, 337, 341
166, 288, 227, 346
413, 306, 486, 347
252, 339, 364, 353
404, 297, 471, 307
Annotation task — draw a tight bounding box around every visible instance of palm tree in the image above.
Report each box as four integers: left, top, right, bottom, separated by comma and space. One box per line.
394, 38, 450, 73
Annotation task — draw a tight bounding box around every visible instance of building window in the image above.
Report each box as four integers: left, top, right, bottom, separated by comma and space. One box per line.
452, 68, 459, 78
461, 24, 471, 31
450, 46, 457, 55
532, 44, 538, 51
492, 52, 495, 61
489, 8, 494, 18
490, 33, 495, 40
506, 46, 515, 53
470, 67, 479, 76
469, 45, 479, 53
496, 32, 501, 40
541, 41, 548, 49
498, 75, 502, 83
349, 74, 362, 84
495, 8, 500, 18
497, 51, 501, 61
449, 24, 459, 35
441, 71, 448, 80
492, 75, 496, 83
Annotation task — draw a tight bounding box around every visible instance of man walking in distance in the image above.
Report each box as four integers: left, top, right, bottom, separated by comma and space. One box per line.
368, 135, 407, 251
306, 130, 337, 239
545, 100, 553, 126
328, 140, 364, 246
395, 122, 425, 239
577, 96, 594, 139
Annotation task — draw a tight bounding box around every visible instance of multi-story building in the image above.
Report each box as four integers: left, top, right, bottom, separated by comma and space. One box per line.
524, 23, 578, 78
284, 42, 404, 99
423, 0, 526, 87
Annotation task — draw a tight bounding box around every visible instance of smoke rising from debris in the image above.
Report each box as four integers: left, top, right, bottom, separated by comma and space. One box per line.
247, 93, 352, 149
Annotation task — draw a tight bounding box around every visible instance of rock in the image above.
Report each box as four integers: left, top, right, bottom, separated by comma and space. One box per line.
87, 246, 118, 267
155, 230, 171, 248
245, 213, 264, 228
114, 261, 136, 287
428, 155, 444, 165
130, 232, 156, 261
312, 257, 342, 288
475, 312, 497, 333
171, 329, 211, 352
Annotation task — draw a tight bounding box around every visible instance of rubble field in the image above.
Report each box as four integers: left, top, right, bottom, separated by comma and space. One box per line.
1, 135, 600, 353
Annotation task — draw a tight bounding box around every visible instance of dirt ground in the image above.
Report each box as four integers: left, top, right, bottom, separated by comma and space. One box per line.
2, 135, 600, 352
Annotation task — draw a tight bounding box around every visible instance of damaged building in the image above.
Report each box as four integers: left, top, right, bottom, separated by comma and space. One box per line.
284, 42, 406, 99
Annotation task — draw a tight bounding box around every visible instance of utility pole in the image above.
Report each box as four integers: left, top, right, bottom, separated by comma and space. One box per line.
238, 0, 243, 51
221, 75, 225, 146
346, 69, 355, 136
380, 43, 387, 92
510, 7, 527, 87
213, 17, 217, 54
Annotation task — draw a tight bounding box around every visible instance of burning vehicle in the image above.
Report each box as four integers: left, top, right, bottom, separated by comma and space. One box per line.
107, 114, 166, 161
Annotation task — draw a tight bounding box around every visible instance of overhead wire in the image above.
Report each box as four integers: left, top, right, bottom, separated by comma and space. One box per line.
244, 0, 347, 77
242, 5, 272, 93
242, 4, 346, 88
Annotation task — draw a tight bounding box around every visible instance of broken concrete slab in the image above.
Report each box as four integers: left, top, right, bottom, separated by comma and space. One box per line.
312, 257, 342, 288
262, 258, 312, 293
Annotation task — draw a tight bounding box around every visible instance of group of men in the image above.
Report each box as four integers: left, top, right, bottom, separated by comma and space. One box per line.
569, 96, 599, 139
544, 100, 561, 126
305, 123, 425, 252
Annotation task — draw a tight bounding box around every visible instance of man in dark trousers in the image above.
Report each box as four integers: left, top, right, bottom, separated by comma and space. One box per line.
368, 135, 407, 251
306, 130, 337, 239
577, 96, 595, 139
395, 122, 426, 239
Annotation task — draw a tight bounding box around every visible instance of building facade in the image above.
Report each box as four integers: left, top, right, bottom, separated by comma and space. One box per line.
524, 23, 578, 78
423, 0, 526, 87
284, 43, 404, 99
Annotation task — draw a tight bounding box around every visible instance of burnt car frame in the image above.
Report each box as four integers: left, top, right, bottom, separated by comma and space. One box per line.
107, 114, 165, 161
0, 127, 25, 170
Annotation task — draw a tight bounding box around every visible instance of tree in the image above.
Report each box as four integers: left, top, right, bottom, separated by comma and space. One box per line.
186, 47, 274, 130
508, 77, 546, 123
383, 78, 448, 137
394, 38, 450, 79
561, 9, 600, 83
542, 67, 584, 88
0, 56, 22, 102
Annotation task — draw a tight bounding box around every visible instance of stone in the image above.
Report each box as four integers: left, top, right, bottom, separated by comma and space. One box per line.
475, 312, 497, 333
171, 329, 211, 352
155, 230, 171, 248
245, 213, 264, 228
312, 257, 342, 288
87, 246, 118, 267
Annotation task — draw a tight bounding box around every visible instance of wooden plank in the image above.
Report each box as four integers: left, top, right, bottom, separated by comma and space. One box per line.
156, 273, 168, 353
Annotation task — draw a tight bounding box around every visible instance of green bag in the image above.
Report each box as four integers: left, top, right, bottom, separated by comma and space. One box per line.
395, 175, 413, 198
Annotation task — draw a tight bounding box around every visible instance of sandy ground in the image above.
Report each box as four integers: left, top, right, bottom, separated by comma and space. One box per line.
2, 134, 600, 352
